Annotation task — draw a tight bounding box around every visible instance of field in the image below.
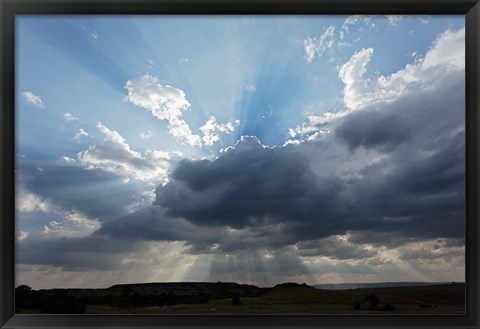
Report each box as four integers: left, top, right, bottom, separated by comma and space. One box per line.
16, 282, 465, 315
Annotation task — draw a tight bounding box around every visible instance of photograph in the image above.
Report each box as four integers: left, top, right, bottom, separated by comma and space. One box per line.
14, 14, 466, 315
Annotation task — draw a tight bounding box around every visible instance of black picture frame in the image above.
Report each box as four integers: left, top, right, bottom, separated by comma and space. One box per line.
1, 0, 479, 328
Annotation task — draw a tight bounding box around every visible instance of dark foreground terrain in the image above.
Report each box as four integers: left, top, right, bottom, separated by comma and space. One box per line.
15, 281, 465, 314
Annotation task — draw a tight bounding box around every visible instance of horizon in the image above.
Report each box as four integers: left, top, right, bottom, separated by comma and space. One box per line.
16, 15, 465, 290
20, 280, 465, 291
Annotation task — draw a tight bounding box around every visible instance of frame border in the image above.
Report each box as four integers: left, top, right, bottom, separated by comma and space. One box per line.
1, 0, 479, 328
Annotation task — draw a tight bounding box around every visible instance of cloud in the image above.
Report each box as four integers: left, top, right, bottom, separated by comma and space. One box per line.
16, 184, 52, 213
63, 112, 79, 122
16, 27, 465, 286
338, 47, 374, 110
154, 136, 342, 229
295, 235, 377, 260
17, 158, 152, 222
91, 30, 98, 40
72, 128, 89, 142
199, 116, 240, 146
245, 84, 256, 92
124, 75, 239, 147
140, 130, 153, 139
342, 15, 375, 33
96, 30, 465, 267
78, 122, 176, 184
335, 110, 413, 151
304, 25, 335, 63
37, 210, 101, 239
386, 15, 403, 25
341, 28, 464, 111
21, 91, 44, 108
291, 27, 465, 137
61, 156, 76, 163
124, 75, 201, 146
418, 15, 430, 24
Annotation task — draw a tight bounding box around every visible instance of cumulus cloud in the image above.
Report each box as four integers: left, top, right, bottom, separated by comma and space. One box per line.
386, 15, 403, 25
140, 130, 153, 139
124, 75, 239, 147
338, 47, 375, 110
78, 122, 176, 184
72, 128, 89, 142
124, 75, 200, 146
291, 27, 465, 137
304, 25, 335, 63
99, 106, 464, 257
339, 28, 464, 111
199, 116, 240, 146
21, 91, 44, 108
63, 112, 79, 122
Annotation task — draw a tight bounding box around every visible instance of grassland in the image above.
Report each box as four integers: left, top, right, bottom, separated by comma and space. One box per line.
17, 283, 465, 315
92, 283, 463, 314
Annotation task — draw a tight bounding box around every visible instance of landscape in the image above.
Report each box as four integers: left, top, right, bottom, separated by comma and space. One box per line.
15, 281, 465, 314
16, 14, 465, 314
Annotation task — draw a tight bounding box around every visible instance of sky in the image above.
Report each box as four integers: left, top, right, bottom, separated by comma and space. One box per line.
15, 15, 466, 289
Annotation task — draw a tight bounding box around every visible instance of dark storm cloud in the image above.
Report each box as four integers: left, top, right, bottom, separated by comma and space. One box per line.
96, 94, 465, 257
296, 237, 377, 260
17, 159, 149, 221
335, 111, 413, 151
155, 136, 344, 229
17, 235, 148, 271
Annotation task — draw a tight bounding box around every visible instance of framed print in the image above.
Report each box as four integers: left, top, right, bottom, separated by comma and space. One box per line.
1, 0, 479, 328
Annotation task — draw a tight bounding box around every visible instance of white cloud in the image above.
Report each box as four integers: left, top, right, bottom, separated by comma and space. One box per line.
342, 15, 375, 33
140, 130, 154, 139
17, 231, 30, 241
91, 30, 98, 40
16, 185, 101, 238
290, 27, 465, 137
73, 128, 89, 142
124, 74, 240, 147
61, 156, 76, 163
77, 122, 176, 184
124, 75, 202, 146
289, 111, 348, 137
245, 84, 256, 92
386, 15, 403, 25
304, 25, 335, 63
21, 91, 44, 108
418, 15, 430, 24
339, 27, 464, 111
338, 47, 375, 110
16, 185, 52, 213
39, 211, 101, 238
63, 112, 79, 122
200, 116, 240, 146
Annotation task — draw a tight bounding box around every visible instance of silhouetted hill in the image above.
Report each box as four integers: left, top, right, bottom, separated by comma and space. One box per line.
108, 281, 264, 297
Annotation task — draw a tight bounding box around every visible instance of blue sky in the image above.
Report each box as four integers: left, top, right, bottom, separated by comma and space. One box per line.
16, 15, 465, 289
